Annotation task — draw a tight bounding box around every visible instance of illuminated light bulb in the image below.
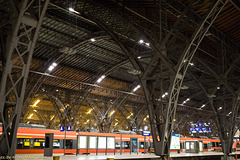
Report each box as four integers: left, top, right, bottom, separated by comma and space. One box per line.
139, 39, 144, 44
69, 8, 75, 12
90, 38, 96, 42
97, 75, 106, 83
132, 85, 141, 92
87, 109, 93, 114
28, 114, 33, 119
109, 110, 115, 117
33, 99, 40, 106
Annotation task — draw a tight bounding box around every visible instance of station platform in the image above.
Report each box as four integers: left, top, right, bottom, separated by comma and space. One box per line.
14, 152, 240, 160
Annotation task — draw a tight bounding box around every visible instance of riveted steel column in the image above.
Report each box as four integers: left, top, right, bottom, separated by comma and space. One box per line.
0, 0, 49, 158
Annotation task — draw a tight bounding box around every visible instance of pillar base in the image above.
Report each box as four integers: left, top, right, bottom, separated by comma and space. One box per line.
221, 156, 234, 160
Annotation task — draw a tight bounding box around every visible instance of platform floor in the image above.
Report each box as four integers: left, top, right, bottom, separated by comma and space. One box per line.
14, 152, 240, 160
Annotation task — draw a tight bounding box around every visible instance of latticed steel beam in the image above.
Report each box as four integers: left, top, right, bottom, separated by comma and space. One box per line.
191, 71, 240, 160
73, 0, 228, 158
145, 1, 227, 156
0, 0, 49, 158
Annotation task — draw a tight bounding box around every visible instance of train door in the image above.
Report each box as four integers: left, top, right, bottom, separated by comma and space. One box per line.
130, 138, 138, 154
186, 140, 199, 153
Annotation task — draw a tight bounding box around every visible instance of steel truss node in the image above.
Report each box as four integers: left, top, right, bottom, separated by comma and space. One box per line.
72, 0, 228, 157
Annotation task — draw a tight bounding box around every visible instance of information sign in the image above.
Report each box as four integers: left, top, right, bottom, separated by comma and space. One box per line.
143, 131, 150, 136
170, 133, 180, 150
67, 126, 71, 131
60, 126, 64, 132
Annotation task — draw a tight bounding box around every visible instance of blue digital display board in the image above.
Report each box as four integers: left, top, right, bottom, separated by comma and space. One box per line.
143, 131, 150, 136
190, 122, 211, 133
195, 128, 200, 132
190, 128, 195, 132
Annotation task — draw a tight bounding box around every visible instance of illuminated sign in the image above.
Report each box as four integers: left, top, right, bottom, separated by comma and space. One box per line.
170, 133, 180, 150
67, 126, 71, 131
143, 131, 150, 136
190, 122, 211, 133
60, 126, 64, 132
195, 128, 200, 132
190, 128, 195, 132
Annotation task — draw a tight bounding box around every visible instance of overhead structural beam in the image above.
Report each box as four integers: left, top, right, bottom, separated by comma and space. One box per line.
143, 0, 227, 157
72, 0, 228, 158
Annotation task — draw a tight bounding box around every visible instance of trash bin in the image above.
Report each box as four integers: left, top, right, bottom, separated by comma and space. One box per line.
53, 156, 60, 160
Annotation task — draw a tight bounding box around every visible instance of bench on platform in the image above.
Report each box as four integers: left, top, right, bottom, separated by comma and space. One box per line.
213, 148, 222, 152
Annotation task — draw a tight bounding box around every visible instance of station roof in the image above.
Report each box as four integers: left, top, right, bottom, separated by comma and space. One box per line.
1, 0, 239, 135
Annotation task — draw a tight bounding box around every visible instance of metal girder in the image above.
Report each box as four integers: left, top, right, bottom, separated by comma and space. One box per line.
72, 0, 228, 158
144, 1, 227, 157
0, 0, 49, 158
191, 71, 240, 160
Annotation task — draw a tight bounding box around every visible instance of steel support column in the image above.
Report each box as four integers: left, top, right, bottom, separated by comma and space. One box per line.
0, 0, 49, 158
191, 71, 240, 160
74, 0, 228, 158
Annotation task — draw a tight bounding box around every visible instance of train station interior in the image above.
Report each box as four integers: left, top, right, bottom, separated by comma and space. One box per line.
0, 0, 240, 160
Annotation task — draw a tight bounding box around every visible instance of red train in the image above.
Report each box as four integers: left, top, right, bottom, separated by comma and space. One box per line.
0, 127, 239, 154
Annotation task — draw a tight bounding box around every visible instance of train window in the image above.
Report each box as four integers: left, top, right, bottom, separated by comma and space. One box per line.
65, 140, 73, 149
23, 138, 30, 149
216, 142, 219, 147
150, 142, 153, 148
53, 139, 60, 149
237, 143, 240, 147
122, 141, 130, 149
34, 139, 45, 149
211, 142, 216, 147
208, 142, 212, 149
203, 144, 208, 149
72, 140, 77, 149
145, 142, 149, 149
17, 138, 24, 149
115, 141, 121, 149
139, 142, 144, 149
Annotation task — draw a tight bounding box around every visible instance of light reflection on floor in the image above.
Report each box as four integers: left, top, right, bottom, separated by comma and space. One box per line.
15, 152, 240, 160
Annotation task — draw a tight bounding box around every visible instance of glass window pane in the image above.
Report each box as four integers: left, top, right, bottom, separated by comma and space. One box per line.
98, 137, 106, 149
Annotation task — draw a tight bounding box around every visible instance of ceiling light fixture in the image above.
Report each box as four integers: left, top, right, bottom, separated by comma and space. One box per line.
90, 38, 96, 42
87, 108, 93, 114
33, 99, 40, 106
68, 7, 80, 14
97, 75, 106, 83
28, 114, 34, 119
109, 110, 115, 117
162, 92, 168, 98
139, 39, 144, 44
132, 85, 141, 92
48, 62, 57, 72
